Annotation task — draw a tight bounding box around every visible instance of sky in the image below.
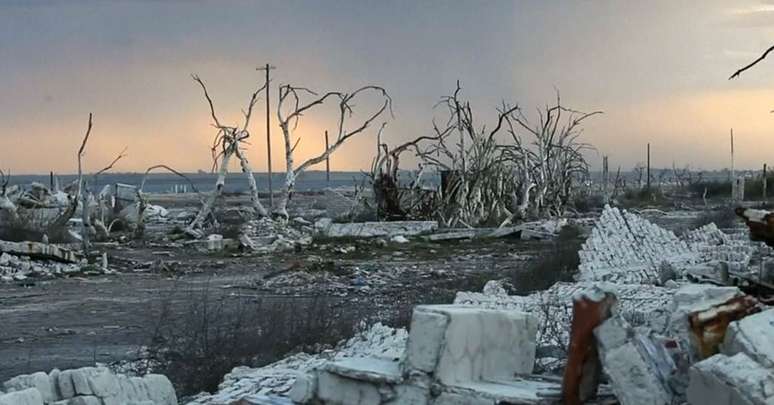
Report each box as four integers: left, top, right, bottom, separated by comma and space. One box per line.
3, 0, 774, 174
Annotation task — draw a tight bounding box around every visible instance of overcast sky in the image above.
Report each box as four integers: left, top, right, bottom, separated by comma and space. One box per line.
3, 0, 774, 174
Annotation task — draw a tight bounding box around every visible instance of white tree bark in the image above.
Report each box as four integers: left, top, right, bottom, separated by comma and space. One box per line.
187, 147, 232, 235
234, 143, 268, 217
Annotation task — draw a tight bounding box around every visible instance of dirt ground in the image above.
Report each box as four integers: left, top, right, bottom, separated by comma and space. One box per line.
0, 232, 548, 382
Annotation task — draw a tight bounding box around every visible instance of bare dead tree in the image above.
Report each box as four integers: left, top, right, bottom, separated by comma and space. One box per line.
369, 123, 444, 219
504, 93, 601, 219
75, 114, 128, 252
134, 164, 201, 239
186, 74, 268, 237
414, 82, 520, 227
275, 84, 392, 218
77, 114, 94, 253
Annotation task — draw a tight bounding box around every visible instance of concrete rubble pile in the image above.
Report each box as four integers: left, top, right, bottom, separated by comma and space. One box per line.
0, 240, 83, 281
454, 281, 676, 370
0, 366, 176, 405
453, 275, 773, 403
256, 261, 450, 296
425, 218, 568, 241
287, 304, 587, 405
187, 323, 407, 405
0, 182, 74, 239
587, 284, 773, 405
315, 218, 438, 239
238, 217, 313, 254
578, 205, 761, 284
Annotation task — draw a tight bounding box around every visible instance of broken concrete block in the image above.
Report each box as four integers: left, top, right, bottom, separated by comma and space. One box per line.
594, 316, 673, 405
722, 308, 774, 369
141, 374, 176, 405
322, 221, 438, 238
687, 353, 774, 405
2, 371, 56, 403
430, 391, 492, 405
0, 240, 79, 263
113, 376, 152, 404
48, 369, 61, 401
69, 368, 93, 396
84, 367, 119, 398
67, 396, 102, 405
56, 370, 76, 399
288, 373, 317, 404
385, 384, 428, 405
316, 370, 383, 405
600, 342, 672, 405
417, 305, 537, 385
404, 307, 449, 373
0, 388, 43, 405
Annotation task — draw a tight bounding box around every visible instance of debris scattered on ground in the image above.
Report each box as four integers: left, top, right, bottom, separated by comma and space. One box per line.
187, 323, 407, 404
239, 217, 313, 254
286, 304, 616, 405
317, 220, 438, 238
578, 205, 763, 284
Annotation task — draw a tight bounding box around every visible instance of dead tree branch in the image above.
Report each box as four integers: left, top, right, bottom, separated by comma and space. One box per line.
186, 72, 269, 237
730, 45, 774, 80
274, 83, 392, 218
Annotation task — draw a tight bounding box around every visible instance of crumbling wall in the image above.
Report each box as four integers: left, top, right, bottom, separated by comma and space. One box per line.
578, 205, 758, 284
0, 367, 176, 405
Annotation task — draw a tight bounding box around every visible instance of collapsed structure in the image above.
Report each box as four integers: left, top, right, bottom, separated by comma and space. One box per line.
577, 206, 759, 284
187, 205, 773, 405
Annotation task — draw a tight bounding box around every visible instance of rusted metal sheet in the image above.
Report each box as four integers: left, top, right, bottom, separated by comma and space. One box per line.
688, 295, 762, 359
561, 288, 618, 405
736, 207, 774, 247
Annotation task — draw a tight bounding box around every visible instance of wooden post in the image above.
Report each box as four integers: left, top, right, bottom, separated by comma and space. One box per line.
764, 163, 768, 201
731, 129, 736, 200
646, 143, 651, 192
325, 130, 331, 185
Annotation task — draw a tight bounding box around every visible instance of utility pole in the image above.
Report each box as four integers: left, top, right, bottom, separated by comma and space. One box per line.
764, 163, 768, 202
325, 130, 331, 185
731, 128, 736, 200
646, 143, 651, 192
257, 63, 276, 209
602, 155, 609, 204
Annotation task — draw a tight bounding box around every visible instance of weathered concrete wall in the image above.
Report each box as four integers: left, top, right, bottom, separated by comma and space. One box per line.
0, 367, 175, 405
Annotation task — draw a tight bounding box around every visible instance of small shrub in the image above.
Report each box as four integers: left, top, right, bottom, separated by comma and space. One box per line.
571, 193, 605, 213
142, 282, 374, 396
507, 225, 583, 293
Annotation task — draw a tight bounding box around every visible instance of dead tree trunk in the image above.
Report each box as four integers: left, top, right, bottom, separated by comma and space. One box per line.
187, 145, 232, 236
234, 144, 268, 217
77, 114, 94, 254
